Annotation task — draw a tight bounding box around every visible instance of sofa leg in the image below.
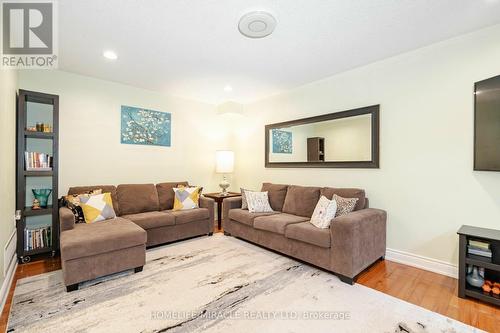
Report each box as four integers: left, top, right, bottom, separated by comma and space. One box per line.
380, 255, 385, 260
223, 231, 231, 236
208, 232, 213, 236
134, 266, 143, 273
66, 284, 79, 292
337, 274, 354, 285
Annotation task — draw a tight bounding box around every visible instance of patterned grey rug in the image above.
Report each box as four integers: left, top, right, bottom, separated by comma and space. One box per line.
7, 234, 481, 333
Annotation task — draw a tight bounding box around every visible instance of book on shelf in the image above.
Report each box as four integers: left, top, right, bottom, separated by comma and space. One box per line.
468, 239, 490, 250
467, 245, 492, 258
24, 151, 53, 171
24, 226, 52, 251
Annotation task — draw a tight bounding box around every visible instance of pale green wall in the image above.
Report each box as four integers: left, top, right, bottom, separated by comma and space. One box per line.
233, 23, 500, 267
17, 70, 237, 196
0, 69, 18, 284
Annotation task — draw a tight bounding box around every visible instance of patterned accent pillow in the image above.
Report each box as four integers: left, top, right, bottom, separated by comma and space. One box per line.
245, 191, 274, 213
333, 194, 358, 217
240, 188, 253, 210
173, 187, 201, 210
62, 189, 102, 223
79, 192, 116, 223
310, 195, 337, 229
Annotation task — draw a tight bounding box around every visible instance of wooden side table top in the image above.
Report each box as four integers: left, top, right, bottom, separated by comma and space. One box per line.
203, 192, 242, 200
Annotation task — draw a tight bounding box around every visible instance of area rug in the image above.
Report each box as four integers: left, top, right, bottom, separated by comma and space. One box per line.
7, 234, 481, 333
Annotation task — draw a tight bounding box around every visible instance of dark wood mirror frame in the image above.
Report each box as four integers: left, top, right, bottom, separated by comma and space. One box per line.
265, 105, 380, 168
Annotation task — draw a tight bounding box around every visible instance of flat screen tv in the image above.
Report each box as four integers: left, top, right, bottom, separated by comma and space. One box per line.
474, 74, 500, 171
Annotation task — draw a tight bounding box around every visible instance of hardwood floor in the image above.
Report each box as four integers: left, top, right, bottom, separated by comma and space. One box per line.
1, 236, 498, 332
357, 259, 500, 333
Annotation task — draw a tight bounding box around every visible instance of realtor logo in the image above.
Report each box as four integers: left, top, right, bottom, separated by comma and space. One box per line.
1, 0, 57, 68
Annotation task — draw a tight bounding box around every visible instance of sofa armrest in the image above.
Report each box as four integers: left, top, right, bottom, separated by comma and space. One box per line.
60, 207, 76, 232
222, 197, 242, 229
330, 208, 386, 279
199, 196, 215, 225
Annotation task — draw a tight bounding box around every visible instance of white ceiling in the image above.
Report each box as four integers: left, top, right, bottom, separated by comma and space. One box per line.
58, 0, 500, 104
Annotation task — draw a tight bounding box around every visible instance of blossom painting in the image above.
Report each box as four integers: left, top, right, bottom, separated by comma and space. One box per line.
272, 129, 292, 154
121, 106, 171, 147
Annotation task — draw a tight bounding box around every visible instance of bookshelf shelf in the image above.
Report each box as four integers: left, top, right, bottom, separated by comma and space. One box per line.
465, 254, 500, 271
23, 170, 53, 177
24, 246, 53, 256
24, 131, 54, 139
16, 90, 59, 264
24, 205, 53, 217
464, 286, 500, 307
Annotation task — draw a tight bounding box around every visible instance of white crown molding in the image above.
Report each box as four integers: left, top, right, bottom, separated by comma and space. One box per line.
385, 248, 458, 279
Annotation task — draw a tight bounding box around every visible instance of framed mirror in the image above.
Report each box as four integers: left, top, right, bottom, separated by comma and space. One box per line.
265, 105, 379, 168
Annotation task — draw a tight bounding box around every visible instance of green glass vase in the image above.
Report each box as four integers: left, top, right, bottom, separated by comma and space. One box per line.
32, 189, 52, 208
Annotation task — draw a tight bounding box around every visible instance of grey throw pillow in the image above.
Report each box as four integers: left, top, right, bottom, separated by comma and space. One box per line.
332, 194, 358, 217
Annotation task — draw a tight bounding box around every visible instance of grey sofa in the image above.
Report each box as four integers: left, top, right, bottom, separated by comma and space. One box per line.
60, 182, 215, 291
223, 183, 387, 284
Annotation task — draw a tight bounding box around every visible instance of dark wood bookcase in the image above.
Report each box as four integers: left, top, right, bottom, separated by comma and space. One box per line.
16, 90, 59, 263
307, 137, 325, 162
457, 225, 500, 306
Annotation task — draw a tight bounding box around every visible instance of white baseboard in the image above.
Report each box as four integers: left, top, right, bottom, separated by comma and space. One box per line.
0, 246, 17, 318
385, 248, 458, 279
4, 230, 16, 277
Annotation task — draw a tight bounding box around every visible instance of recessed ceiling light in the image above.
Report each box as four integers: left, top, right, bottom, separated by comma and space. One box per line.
103, 50, 118, 60
224, 85, 233, 92
238, 11, 276, 38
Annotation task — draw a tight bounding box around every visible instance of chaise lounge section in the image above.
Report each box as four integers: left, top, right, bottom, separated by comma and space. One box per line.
59, 182, 215, 291
223, 183, 386, 284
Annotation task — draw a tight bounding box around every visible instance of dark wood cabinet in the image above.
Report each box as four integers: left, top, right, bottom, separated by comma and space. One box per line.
16, 90, 59, 263
457, 225, 500, 306
307, 137, 325, 162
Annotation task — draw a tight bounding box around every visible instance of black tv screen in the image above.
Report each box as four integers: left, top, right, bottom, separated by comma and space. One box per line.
474, 74, 500, 171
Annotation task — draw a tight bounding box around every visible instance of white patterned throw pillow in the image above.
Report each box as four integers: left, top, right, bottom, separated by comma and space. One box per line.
245, 191, 274, 213
310, 195, 337, 228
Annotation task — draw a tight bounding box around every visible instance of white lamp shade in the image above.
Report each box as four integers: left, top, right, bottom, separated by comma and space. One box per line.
215, 150, 234, 173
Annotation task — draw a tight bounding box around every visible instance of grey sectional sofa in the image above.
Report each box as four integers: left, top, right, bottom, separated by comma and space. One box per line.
59, 182, 214, 291
223, 183, 387, 284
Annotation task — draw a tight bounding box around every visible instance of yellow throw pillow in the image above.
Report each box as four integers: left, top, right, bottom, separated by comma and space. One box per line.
173, 187, 201, 211
79, 192, 116, 223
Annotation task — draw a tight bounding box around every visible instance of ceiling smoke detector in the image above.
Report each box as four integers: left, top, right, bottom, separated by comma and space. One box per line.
238, 11, 276, 38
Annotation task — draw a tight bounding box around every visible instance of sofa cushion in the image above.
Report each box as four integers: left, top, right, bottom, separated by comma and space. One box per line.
228, 209, 279, 227
117, 184, 159, 215
253, 213, 309, 235
285, 222, 331, 248
169, 208, 209, 225
282, 185, 321, 218
157, 181, 189, 210
60, 217, 146, 261
261, 183, 288, 211
68, 185, 120, 216
123, 211, 175, 230
320, 187, 366, 211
